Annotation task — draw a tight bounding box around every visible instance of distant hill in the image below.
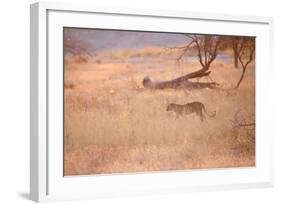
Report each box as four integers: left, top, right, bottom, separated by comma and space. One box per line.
64, 28, 191, 54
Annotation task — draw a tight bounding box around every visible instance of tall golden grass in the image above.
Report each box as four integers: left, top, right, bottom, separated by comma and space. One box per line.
64, 47, 255, 176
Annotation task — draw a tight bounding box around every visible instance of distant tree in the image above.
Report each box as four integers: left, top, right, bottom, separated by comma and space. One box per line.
234, 37, 255, 88
64, 28, 91, 63
219, 36, 242, 69
231, 37, 241, 68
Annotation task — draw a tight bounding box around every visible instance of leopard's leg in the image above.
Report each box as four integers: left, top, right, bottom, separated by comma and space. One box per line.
175, 113, 179, 120
198, 110, 206, 122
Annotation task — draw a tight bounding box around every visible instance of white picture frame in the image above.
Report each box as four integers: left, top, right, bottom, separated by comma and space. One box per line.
30, 2, 274, 202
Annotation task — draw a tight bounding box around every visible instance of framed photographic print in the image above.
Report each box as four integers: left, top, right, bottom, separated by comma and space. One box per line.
30, 2, 274, 202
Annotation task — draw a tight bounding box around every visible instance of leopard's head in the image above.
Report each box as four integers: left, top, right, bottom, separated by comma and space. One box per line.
166, 103, 176, 111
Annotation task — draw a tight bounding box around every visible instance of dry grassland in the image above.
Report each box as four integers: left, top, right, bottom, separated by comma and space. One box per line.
64, 47, 255, 176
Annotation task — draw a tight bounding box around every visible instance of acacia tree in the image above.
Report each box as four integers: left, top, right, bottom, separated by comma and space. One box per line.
143, 34, 221, 89
187, 34, 221, 71
235, 37, 255, 88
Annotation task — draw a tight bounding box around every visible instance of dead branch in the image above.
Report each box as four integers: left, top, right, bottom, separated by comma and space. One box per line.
231, 109, 255, 130
143, 76, 219, 90
237, 123, 255, 127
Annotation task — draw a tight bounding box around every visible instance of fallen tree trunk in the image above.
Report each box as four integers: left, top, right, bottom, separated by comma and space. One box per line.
142, 68, 219, 89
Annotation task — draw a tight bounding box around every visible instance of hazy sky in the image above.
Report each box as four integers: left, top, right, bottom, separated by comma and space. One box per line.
64, 28, 191, 53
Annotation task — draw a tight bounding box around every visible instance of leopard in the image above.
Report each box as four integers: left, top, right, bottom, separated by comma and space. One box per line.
166, 101, 216, 122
